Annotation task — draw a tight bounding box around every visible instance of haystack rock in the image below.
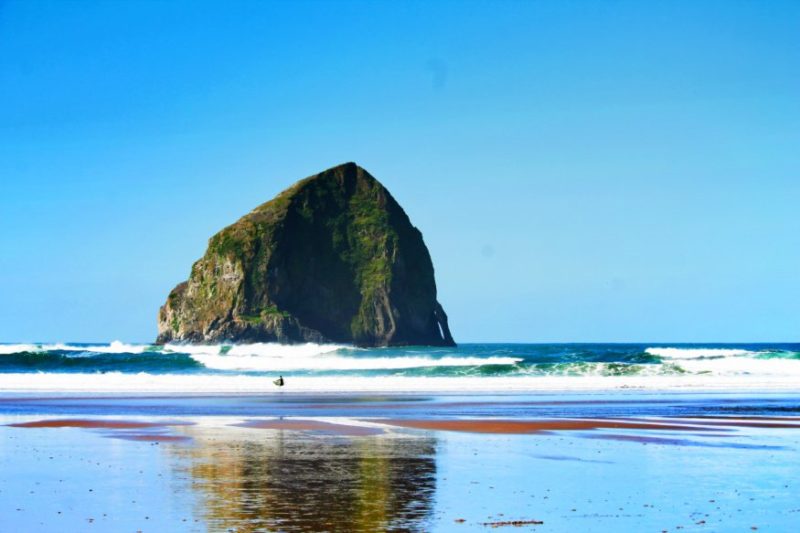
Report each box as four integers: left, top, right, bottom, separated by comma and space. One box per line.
157, 162, 455, 347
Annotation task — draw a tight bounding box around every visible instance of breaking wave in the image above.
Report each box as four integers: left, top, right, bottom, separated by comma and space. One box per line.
166, 342, 521, 372
189, 353, 522, 372
163, 342, 346, 358
1, 342, 799, 384
0, 341, 149, 355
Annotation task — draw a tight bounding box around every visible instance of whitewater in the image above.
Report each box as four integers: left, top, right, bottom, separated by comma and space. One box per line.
0, 342, 798, 393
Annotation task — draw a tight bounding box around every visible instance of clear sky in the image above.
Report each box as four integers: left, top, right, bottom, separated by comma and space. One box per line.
1, 0, 798, 343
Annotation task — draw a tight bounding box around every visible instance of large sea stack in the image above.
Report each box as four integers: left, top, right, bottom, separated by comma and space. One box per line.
157, 163, 455, 347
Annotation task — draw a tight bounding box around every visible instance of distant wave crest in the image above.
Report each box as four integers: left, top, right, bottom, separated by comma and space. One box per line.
645, 347, 761, 359
0, 341, 149, 355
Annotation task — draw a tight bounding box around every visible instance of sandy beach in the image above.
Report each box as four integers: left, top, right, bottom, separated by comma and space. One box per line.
1, 391, 799, 532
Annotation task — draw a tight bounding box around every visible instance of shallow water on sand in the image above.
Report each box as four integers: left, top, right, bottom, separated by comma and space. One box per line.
1, 392, 799, 532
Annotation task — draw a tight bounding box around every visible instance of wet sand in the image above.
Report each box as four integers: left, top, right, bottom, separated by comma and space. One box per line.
16, 414, 799, 438
7, 418, 186, 429
374, 418, 728, 434
1, 392, 799, 531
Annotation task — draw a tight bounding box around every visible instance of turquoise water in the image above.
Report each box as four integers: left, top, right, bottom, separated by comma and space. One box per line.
1, 342, 798, 377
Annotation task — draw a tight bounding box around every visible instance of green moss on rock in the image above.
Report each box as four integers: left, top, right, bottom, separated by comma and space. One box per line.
156, 162, 454, 347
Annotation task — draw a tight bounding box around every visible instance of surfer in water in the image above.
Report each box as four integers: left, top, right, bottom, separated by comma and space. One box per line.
274, 375, 284, 387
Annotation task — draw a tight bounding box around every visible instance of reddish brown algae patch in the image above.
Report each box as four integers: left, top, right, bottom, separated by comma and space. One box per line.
8, 419, 170, 429
374, 418, 722, 434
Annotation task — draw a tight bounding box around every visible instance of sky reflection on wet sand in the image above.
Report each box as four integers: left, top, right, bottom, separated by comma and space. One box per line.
1, 394, 800, 531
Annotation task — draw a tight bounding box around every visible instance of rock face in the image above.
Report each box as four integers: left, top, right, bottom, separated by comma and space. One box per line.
157, 163, 455, 347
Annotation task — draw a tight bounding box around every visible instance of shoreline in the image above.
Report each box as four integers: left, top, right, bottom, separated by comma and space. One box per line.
1, 372, 799, 394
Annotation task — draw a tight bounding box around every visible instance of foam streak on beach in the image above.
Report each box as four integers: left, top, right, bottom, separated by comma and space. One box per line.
2, 372, 800, 394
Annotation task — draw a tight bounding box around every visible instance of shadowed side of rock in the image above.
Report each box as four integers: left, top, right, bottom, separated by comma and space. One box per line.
157, 163, 455, 347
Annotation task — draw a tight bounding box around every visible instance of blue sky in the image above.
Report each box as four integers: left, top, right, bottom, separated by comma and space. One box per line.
1, 0, 798, 343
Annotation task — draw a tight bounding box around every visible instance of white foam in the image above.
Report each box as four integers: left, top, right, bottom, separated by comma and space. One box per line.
646, 347, 800, 376
677, 357, 800, 376
514, 362, 683, 377
0, 344, 40, 355
0, 341, 149, 355
646, 347, 760, 359
64, 341, 150, 354
164, 342, 347, 358
1, 341, 348, 357
189, 353, 521, 372
160, 342, 521, 371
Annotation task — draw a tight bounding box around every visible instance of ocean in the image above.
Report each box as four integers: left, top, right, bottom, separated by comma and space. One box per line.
1, 342, 798, 393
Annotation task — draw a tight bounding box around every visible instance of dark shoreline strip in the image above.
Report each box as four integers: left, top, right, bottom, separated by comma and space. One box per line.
109, 434, 192, 442
235, 418, 383, 436
6, 418, 195, 443
374, 418, 727, 434
7, 419, 174, 429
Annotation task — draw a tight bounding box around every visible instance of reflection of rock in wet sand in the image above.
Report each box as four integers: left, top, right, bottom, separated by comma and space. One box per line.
168, 425, 437, 532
